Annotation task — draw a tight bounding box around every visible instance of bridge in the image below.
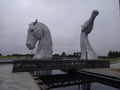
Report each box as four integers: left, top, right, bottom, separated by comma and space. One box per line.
12, 59, 109, 72
12, 59, 120, 89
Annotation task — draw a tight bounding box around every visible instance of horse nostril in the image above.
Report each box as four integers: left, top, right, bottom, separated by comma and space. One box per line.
26, 43, 31, 47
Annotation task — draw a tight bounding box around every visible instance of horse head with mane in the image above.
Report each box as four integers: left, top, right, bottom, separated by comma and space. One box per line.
26, 19, 53, 59
80, 10, 99, 60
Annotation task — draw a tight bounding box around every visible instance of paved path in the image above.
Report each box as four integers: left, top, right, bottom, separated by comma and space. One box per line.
79, 68, 120, 79
110, 61, 120, 69
0, 65, 40, 90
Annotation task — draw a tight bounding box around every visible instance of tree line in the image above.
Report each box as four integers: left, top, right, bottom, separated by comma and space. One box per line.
0, 51, 120, 59
0, 52, 81, 59
107, 51, 120, 58
52, 52, 81, 59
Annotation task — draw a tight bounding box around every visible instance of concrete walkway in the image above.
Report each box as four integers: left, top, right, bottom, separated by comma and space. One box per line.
0, 65, 40, 90
110, 61, 120, 69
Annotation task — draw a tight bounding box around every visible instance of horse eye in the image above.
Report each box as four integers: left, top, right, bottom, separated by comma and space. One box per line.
30, 29, 34, 32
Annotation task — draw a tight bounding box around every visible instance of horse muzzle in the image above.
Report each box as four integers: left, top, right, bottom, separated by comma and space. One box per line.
26, 43, 34, 50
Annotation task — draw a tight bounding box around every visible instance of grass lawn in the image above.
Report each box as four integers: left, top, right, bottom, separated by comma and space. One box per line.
0, 56, 32, 59
108, 58, 120, 63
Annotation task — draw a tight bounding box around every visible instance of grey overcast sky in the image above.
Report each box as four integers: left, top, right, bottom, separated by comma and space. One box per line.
0, 0, 120, 56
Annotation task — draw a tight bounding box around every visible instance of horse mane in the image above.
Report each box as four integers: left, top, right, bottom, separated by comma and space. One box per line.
33, 19, 38, 25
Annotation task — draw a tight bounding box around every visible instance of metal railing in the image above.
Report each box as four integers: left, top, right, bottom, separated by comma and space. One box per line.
12, 59, 109, 72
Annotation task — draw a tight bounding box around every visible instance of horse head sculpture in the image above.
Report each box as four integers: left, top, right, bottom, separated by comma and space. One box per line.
26, 19, 53, 59
80, 10, 99, 60
81, 10, 99, 35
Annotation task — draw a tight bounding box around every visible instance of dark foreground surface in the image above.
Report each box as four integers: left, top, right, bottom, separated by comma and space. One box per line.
0, 63, 119, 90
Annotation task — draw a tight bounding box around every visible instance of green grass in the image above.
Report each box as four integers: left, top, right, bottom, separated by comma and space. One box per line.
108, 58, 120, 63
0, 56, 32, 59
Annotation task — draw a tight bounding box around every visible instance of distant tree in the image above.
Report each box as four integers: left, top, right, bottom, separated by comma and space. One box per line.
112, 51, 116, 58
73, 52, 77, 57
10, 54, 34, 58
107, 50, 113, 58
118, 52, 120, 57
0, 53, 2, 56
68, 55, 73, 58
115, 51, 120, 58
107, 50, 120, 58
115, 51, 117, 58
52, 54, 60, 58
53, 54, 59, 56
61, 52, 66, 57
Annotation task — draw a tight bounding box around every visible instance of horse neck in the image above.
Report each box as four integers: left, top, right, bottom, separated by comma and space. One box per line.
35, 30, 52, 59
81, 15, 96, 50
80, 32, 98, 60
81, 32, 91, 50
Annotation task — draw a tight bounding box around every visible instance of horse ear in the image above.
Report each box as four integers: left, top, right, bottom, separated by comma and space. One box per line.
33, 19, 38, 25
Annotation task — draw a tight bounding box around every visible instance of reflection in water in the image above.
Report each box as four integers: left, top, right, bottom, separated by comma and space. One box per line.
52, 83, 118, 90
